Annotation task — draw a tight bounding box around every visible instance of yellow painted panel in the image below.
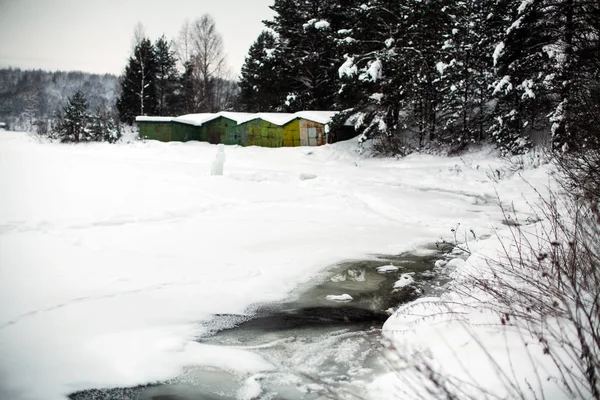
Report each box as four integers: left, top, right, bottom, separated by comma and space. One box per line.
283, 119, 300, 147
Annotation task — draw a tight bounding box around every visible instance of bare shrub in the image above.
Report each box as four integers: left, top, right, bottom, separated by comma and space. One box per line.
382, 171, 600, 399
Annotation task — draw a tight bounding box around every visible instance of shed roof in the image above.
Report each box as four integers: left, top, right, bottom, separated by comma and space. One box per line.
172, 113, 216, 126
135, 116, 174, 122
238, 113, 296, 126
293, 111, 338, 125
138, 111, 350, 127
217, 112, 255, 123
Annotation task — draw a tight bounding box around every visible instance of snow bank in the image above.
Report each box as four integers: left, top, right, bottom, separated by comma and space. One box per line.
369, 162, 576, 399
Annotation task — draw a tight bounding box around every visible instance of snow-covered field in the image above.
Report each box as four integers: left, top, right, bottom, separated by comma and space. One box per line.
0, 131, 550, 399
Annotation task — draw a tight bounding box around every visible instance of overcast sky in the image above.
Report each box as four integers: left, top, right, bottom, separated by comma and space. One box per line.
0, 0, 275, 77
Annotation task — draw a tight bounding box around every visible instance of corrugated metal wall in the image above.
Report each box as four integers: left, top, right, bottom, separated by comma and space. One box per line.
238, 120, 285, 147
283, 119, 301, 147
138, 116, 345, 146
138, 122, 172, 142
299, 119, 327, 146
171, 122, 201, 142
203, 117, 239, 145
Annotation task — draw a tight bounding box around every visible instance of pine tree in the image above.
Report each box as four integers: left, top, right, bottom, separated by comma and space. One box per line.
239, 31, 285, 112
434, 0, 498, 149
335, 0, 451, 151
491, 0, 600, 153
179, 60, 197, 114
154, 35, 180, 116
117, 38, 158, 124
88, 106, 121, 143
55, 90, 90, 143
264, 0, 358, 111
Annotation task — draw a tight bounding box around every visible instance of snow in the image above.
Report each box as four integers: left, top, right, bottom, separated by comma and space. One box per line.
493, 75, 513, 95
0, 131, 555, 400
436, 61, 448, 75
172, 113, 216, 126
325, 294, 353, 302
393, 273, 415, 289
211, 144, 226, 176
135, 116, 173, 122
377, 264, 399, 273
237, 113, 296, 126
338, 56, 357, 78
367, 59, 383, 82
314, 20, 330, 30
238, 376, 263, 400
216, 111, 255, 124
493, 41, 505, 66
519, 79, 536, 99
367, 162, 576, 399
518, 0, 534, 13
370, 93, 384, 103
294, 111, 337, 125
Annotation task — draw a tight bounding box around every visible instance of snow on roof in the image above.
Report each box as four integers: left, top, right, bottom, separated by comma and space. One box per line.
172, 113, 216, 126
216, 112, 255, 124
140, 111, 348, 127
135, 116, 174, 122
238, 113, 296, 126
294, 111, 338, 125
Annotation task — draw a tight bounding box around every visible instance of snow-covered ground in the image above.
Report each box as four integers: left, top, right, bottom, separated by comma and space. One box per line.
0, 131, 550, 399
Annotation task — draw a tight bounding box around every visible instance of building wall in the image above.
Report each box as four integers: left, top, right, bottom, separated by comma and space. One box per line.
299, 119, 327, 146
202, 117, 239, 145
171, 122, 201, 142
238, 120, 284, 147
283, 119, 301, 147
138, 122, 172, 142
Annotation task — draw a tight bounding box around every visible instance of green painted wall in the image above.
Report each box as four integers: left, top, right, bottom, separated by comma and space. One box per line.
238, 119, 284, 147
171, 121, 201, 142
138, 121, 172, 142
201, 117, 239, 145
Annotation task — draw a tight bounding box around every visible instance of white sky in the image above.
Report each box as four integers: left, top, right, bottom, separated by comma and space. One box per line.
0, 0, 275, 78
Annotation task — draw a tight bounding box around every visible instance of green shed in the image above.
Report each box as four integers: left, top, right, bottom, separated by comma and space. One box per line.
201, 112, 254, 145
237, 113, 296, 147
172, 113, 216, 142
136, 116, 174, 142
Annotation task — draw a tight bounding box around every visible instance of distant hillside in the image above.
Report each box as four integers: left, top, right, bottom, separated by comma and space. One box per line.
0, 68, 119, 131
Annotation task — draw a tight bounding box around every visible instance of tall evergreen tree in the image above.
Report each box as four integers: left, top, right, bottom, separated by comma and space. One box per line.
117, 38, 158, 124
154, 35, 180, 116
239, 31, 285, 112
335, 0, 451, 151
491, 0, 600, 153
264, 0, 359, 111
178, 60, 197, 114
434, 0, 499, 149
55, 90, 90, 143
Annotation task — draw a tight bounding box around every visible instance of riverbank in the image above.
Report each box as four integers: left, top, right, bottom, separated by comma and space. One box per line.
0, 131, 543, 399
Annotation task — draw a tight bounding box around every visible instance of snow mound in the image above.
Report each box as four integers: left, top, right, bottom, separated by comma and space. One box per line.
377, 264, 399, 273
393, 273, 415, 289
325, 294, 353, 302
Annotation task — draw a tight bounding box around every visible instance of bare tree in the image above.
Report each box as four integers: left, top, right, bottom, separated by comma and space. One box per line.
131, 21, 147, 51
188, 14, 227, 112
175, 19, 193, 71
